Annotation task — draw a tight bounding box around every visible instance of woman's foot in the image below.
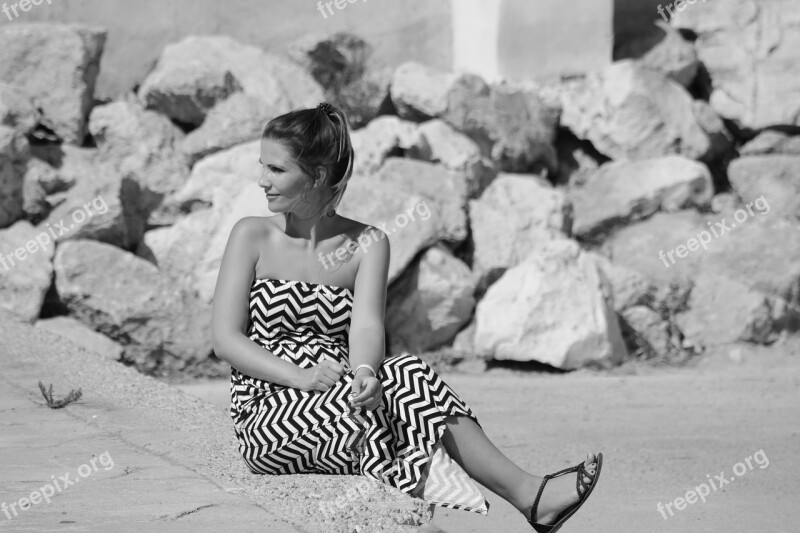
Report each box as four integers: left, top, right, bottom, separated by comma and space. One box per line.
521, 454, 598, 525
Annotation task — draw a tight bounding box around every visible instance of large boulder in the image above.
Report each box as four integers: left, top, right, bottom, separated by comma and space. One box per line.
54, 239, 212, 374
570, 156, 714, 240
469, 174, 572, 284
386, 245, 476, 354
602, 212, 800, 345
390, 62, 560, 173
88, 100, 190, 213
615, 20, 699, 87
0, 126, 29, 229
728, 156, 800, 221
0, 220, 55, 322
370, 158, 468, 244
559, 60, 728, 162
138, 35, 324, 126
0, 24, 106, 144
415, 119, 497, 198
337, 181, 441, 285
36, 152, 148, 251
0, 83, 38, 135
180, 93, 279, 166
672, 0, 800, 129
473, 238, 627, 369
350, 116, 426, 177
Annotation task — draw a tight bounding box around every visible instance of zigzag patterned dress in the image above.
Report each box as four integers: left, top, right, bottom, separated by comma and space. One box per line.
229, 277, 490, 514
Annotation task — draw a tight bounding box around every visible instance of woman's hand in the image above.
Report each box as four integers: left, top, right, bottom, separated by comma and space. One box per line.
297, 359, 345, 392
350, 369, 382, 411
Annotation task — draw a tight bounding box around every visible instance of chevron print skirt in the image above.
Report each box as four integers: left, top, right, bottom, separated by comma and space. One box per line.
231, 353, 490, 514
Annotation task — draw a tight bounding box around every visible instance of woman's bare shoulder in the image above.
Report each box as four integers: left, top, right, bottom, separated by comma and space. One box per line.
338, 216, 386, 241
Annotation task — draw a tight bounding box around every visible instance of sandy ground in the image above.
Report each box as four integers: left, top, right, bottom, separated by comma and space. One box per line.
2, 309, 799, 532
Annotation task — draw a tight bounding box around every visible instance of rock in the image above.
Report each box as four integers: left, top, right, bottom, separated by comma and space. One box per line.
672, 0, 800, 129
88, 100, 190, 214
570, 156, 714, 239
728, 156, 800, 221
0, 24, 106, 144
139, 35, 324, 126
35, 316, 124, 361
444, 80, 560, 174
390, 62, 457, 122
54, 239, 212, 373
616, 20, 699, 87
0, 126, 29, 228
0, 83, 38, 135
710, 192, 739, 214
350, 116, 426, 177
329, 67, 393, 129
370, 158, 468, 243
386, 245, 476, 354
167, 140, 261, 213
22, 158, 61, 222
621, 306, 674, 357
473, 238, 627, 369
337, 179, 441, 284
180, 93, 279, 165
602, 213, 800, 335
559, 60, 725, 162
469, 174, 572, 284
415, 119, 497, 198
740, 130, 800, 156
0, 220, 55, 322
144, 182, 272, 304
36, 156, 147, 251
675, 272, 779, 346
589, 252, 660, 313
554, 131, 605, 188
287, 32, 370, 91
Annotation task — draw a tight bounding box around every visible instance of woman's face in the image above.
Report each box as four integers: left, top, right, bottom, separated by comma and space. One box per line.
258, 137, 325, 215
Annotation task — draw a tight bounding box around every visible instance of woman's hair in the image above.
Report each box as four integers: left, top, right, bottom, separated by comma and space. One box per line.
262, 102, 355, 217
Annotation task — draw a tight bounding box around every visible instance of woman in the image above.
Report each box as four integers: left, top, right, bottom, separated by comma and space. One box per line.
211, 102, 603, 531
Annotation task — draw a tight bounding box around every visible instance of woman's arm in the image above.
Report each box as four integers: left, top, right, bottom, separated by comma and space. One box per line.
211, 217, 306, 388
348, 227, 391, 374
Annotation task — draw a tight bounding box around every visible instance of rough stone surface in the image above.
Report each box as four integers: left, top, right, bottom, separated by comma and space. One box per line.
559, 60, 725, 162
0, 83, 39, 135
138, 35, 323, 126
570, 156, 714, 239
0, 24, 106, 144
350, 116, 426, 177
180, 93, 279, 165
672, 0, 800, 129
740, 130, 800, 156
616, 20, 699, 87
386, 245, 476, 354
473, 238, 627, 369
89, 100, 190, 213
469, 174, 572, 283
0, 220, 54, 323
728, 156, 800, 221
54, 239, 212, 373
0, 126, 29, 229
371, 158, 468, 244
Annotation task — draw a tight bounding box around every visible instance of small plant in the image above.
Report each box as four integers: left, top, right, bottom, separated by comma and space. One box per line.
38, 381, 82, 409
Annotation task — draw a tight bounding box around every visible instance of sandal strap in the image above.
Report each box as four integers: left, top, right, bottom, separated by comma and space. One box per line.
575, 462, 596, 496
530, 461, 596, 525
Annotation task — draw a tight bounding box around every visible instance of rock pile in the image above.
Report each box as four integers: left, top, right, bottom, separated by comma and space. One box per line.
1, 12, 798, 374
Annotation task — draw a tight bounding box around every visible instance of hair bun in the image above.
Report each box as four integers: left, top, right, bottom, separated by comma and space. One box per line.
317, 102, 334, 114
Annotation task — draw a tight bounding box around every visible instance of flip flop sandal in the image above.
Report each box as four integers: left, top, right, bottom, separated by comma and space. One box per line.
528, 452, 603, 532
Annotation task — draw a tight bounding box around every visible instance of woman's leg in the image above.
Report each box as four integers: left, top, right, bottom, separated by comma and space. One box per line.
441, 414, 596, 524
